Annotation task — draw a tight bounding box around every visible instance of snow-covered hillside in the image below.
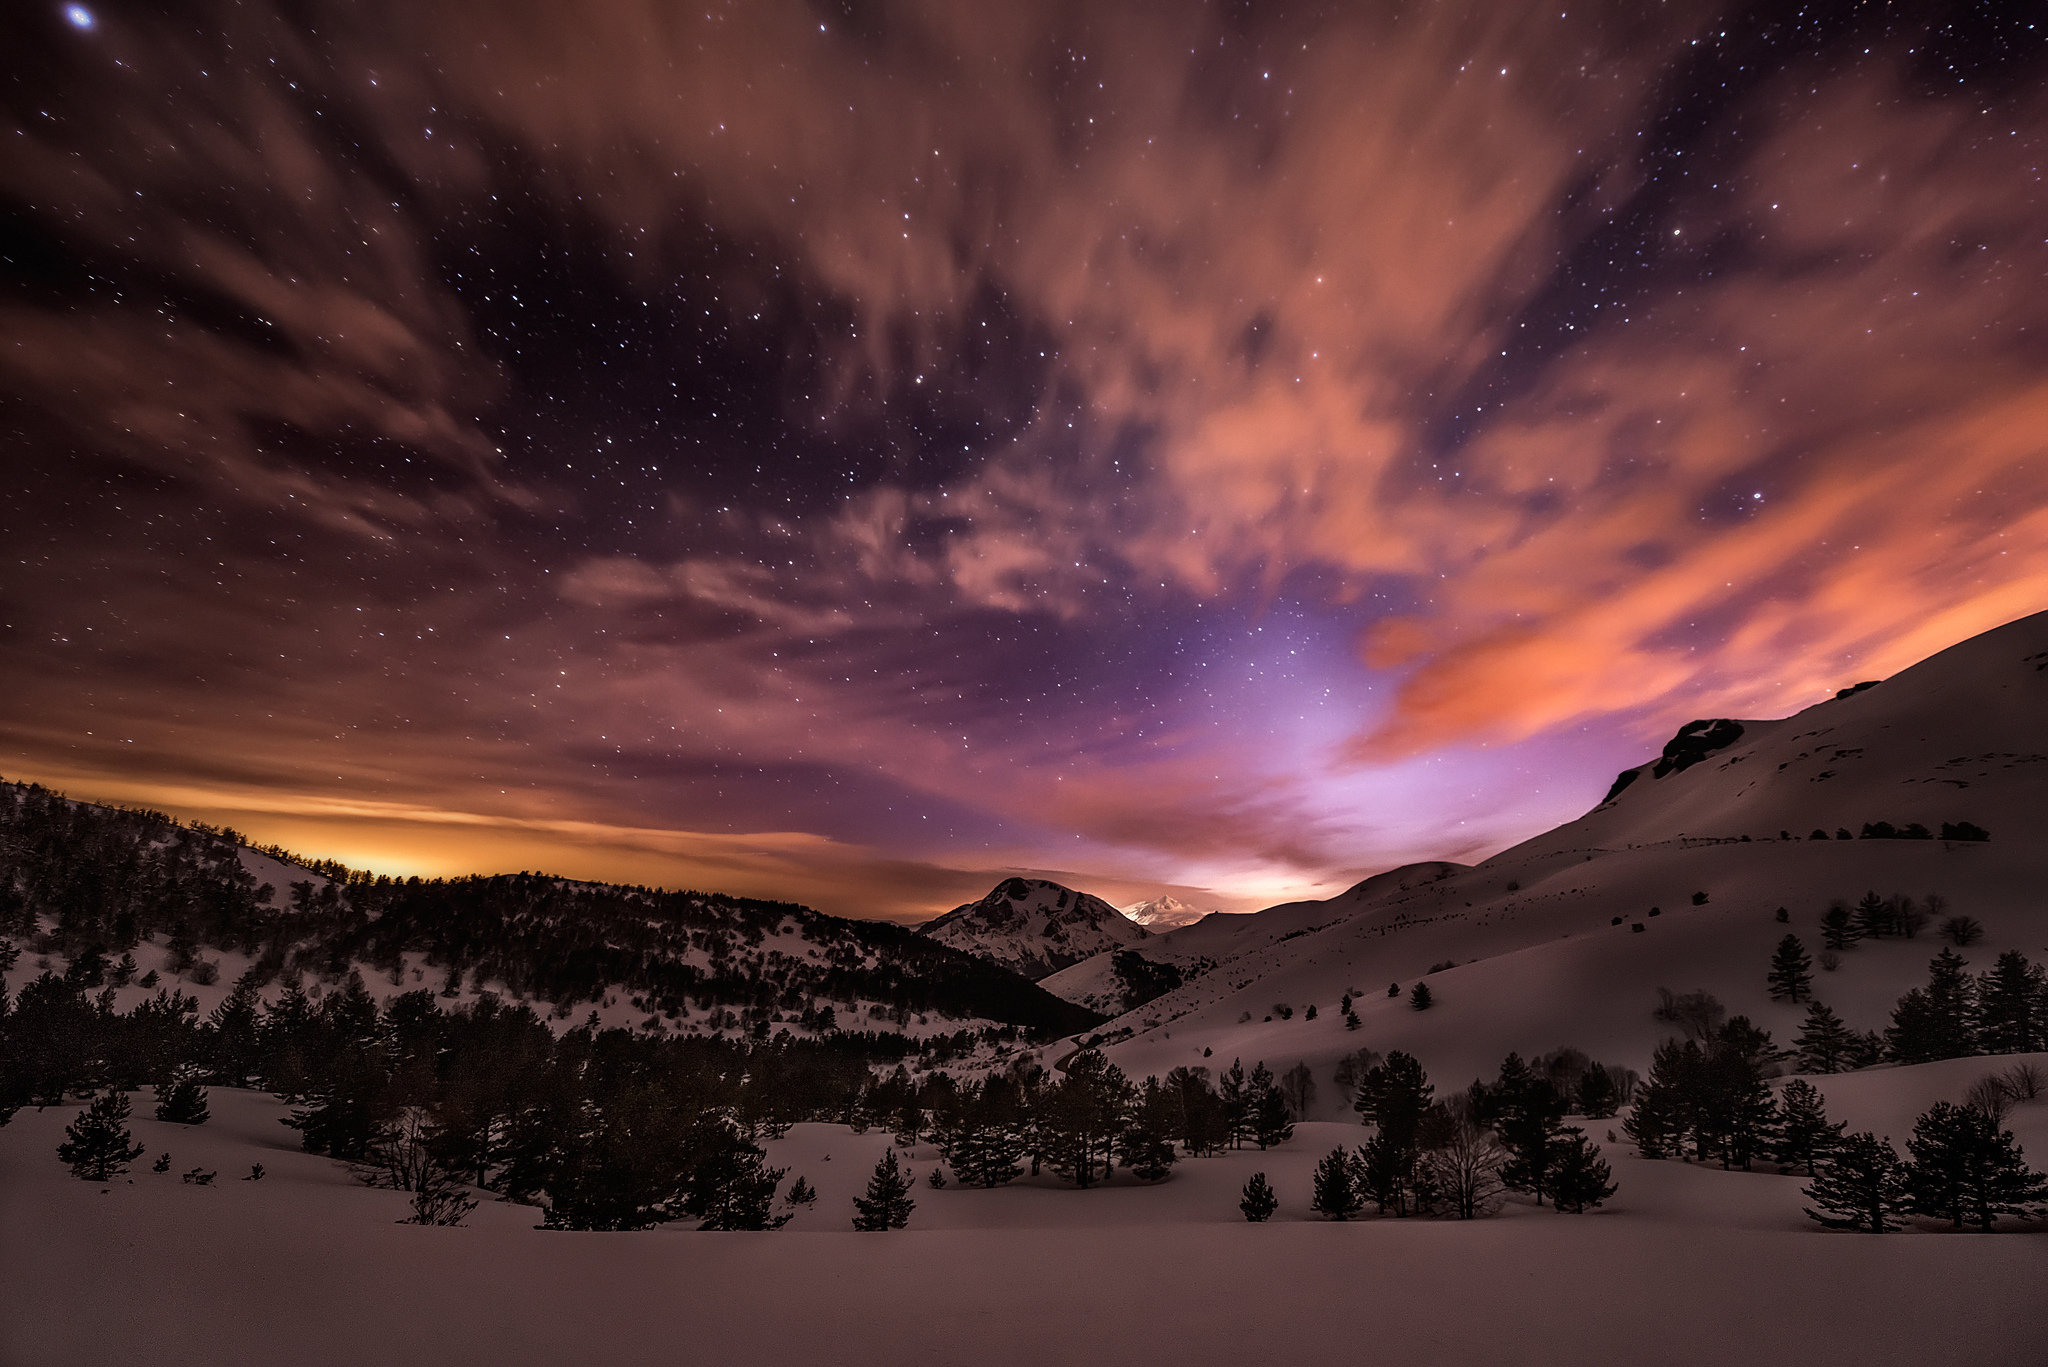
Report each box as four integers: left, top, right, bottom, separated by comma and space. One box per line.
918, 877, 1148, 980
1071, 611, 2048, 1105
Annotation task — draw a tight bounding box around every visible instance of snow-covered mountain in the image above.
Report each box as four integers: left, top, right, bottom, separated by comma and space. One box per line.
917, 876, 1148, 980
1119, 895, 1218, 929
1064, 609, 2048, 1109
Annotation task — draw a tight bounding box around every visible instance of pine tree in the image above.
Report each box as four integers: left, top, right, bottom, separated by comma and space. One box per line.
1251, 1073, 1295, 1149
1795, 1001, 1855, 1074
153, 1072, 210, 1125
1218, 1058, 1251, 1149
1803, 1132, 1905, 1231
57, 1090, 145, 1181
1853, 891, 1890, 940
1547, 1130, 1616, 1213
1774, 1079, 1844, 1175
1575, 1064, 1620, 1119
1904, 1101, 2048, 1230
1038, 1049, 1134, 1187
851, 1149, 916, 1231
1820, 905, 1860, 952
1766, 935, 1813, 1004
1116, 1076, 1180, 1182
1887, 949, 1979, 1063
783, 1175, 817, 1208
1976, 950, 2046, 1054
1494, 1062, 1567, 1204
1410, 982, 1434, 1010
1310, 1146, 1366, 1220
940, 1078, 1028, 1188
1624, 1039, 1698, 1158
1239, 1171, 1278, 1222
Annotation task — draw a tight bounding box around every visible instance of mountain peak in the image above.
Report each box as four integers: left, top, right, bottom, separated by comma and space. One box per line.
1120, 894, 1214, 929
917, 877, 1147, 980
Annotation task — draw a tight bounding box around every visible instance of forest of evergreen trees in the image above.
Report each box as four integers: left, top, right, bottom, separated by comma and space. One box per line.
0, 779, 1100, 1039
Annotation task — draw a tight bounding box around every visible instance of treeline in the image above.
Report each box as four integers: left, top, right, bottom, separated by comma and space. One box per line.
1765, 900, 2047, 1071
0, 780, 1099, 1038
1625, 983, 2048, 1230
0, 964, 1317, 1227
1263, 1047, 1623, 1223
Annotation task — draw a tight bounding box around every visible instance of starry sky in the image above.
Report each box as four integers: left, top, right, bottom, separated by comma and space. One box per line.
3, 1, 2045, 921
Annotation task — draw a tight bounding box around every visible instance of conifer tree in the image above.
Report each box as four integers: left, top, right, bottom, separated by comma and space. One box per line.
1887, 949, 1979, 1063
1976, 950, 2046, 1054
783, 1175, 817, 1208
57, 1090, 144, 1181
1038, 1049, 1133, 1187
153, 1071, 210, 1125
851, 1149, 916, 1230
1820, 905, 1860, 952
1116, 1076, 1181, 1182
1904, 1101, 2048, 1230
1546, 1130, 1616, 1212
1574, 1064, 1620, 1119
940, 1078, 1028, 1187
1774, 1079, 1844, 1175
1803, 1132, 1905, 1231
1766, 935, 1814, 1004
1624, 1039, 1697, 1158
1493, 1061, 1567, 1204
1853, 891, 1890, 940
1310, 1146, 1366, 1220
1239, 1171, 1278, 1222
1795, 1001, 1855, 1074
1218, 1058, 1251, 1149
1409, 982, 1434, 1010
1251, 1068, 1295, 1150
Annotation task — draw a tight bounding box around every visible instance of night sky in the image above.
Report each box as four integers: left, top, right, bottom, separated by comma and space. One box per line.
3, 1, 2044, 921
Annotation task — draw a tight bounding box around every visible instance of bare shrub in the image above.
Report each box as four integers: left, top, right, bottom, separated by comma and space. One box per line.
1998, 1061, 2044, 1102
1653, 988, 1726, 1041
353, 1107, 479, 1227
1966, 1075, 2015, 1125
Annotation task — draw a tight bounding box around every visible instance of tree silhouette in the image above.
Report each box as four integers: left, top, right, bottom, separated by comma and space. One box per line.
851, 1149, 916, 1231
57, 1091, 144, 1181
1766, 935, 1814, 1004
1803, 1132, 1905, 1232
1239, 1171, 1278, 1222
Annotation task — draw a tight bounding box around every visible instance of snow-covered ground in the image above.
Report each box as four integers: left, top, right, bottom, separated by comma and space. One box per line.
1060, 612, 2048, 1102
4, 1059, 2043, 1367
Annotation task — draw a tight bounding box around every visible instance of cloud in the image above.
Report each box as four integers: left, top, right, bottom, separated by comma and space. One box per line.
4, 2, 2046, 915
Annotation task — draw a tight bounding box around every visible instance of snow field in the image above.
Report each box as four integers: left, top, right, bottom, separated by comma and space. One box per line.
4, 1066, 2043, 1367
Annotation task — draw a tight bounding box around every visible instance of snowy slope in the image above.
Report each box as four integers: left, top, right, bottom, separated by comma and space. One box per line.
918, 877, 1148, 980
1080, 610, 2048, 1105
